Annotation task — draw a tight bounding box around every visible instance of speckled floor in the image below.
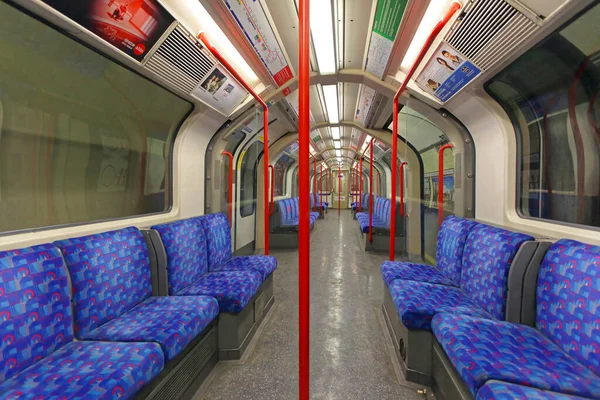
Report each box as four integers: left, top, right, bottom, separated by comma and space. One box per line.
196, 210, 428, 400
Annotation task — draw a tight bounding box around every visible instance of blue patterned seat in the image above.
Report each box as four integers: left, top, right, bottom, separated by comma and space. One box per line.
379, 216, 494, 289
151, 218, 262, 313
54, 227, 219, 362
275, 197, 317, 228
388, 280, 494, 329
432, 314, 600, 398
357, 197, 393, 233
0, 244, 163, 399
476, 381, 590, 400
380, 261, 456, 287
432, 239, 600, 398
197, 213, 277, 280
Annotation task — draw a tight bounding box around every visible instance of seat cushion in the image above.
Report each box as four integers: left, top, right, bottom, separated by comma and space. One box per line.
177, 271, 262, 313
81, 296, 219, 361
211, 255, 277, 281
380, 261, 457, 287
432, 313, 600, 398
476, 381, 589, 400
0, 341, 163, 399
388, 280, 493, 330
197, 213, 233, 271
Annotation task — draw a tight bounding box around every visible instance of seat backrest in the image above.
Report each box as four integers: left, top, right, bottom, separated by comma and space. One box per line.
0, 244, 73, 383
536, 239, 600, 375
435, 216, 479, 285
382, 199, 392, 227
460, 223, 533, 320
277, 199, 289, 225
198, 213, 232, 271
362, 194, 371, 209
292, 197, 299, 218
54, 227, 152, 337
151, 218, 208, 295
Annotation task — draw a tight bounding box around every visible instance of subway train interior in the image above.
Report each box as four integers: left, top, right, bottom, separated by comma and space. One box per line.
1, 0, 599, 399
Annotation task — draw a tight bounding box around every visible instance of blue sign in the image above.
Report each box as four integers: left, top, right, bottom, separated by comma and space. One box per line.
434, 61, 481, 102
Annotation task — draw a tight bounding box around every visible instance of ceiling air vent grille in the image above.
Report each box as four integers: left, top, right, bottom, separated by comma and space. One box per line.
446, 0, 538, 71
144, 24, 216, 94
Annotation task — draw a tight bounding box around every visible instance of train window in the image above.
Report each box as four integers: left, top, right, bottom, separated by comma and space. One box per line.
487, 3, 600, 228
0, 3, 192, 234
274, 154, 295, 196
240, 141, 259, 217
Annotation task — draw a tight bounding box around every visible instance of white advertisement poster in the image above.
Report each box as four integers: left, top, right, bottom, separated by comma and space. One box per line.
355, 85, 376, 124
191, 66, 247, 115
416, 43, 482, 103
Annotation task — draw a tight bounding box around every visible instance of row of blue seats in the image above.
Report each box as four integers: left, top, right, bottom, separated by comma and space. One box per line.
0, 212, 277, 399
276, 197, 320, 228
381, 216, 599, 399
351, 193, 371, 212
356, 196, 394, 233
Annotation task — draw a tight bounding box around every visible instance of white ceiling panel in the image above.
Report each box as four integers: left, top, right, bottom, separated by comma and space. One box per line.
340, 0, 376, 69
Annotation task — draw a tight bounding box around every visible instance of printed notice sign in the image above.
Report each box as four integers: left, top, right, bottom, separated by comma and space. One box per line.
192, 66, 247, 116
416, 43, 481, 103
41, 0, 174, 61
224, 0, 293, 95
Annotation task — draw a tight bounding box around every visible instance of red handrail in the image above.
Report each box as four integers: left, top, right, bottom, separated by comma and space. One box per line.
221, 151, 234, 226
268, 164, 275, 216
359, 158, 364, 212
368, 138, 375, 243
298, 0, 310, 397
319, 163, 323, 206
313, 157, 317, 212
399, 161, 408, 217
338, 164, 341, 216
389, 1, 461, 261
198, 32, 271, 255
438, 143, 453, 227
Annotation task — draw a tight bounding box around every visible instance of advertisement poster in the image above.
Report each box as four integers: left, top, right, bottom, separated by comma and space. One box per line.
416, 43, 481, 102
224, 0, 293, 95
430, 174, 455, 208
42, 0, 174, 61
191, 66, 247, 115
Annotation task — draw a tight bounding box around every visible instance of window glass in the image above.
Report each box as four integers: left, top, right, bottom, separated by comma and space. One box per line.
0, 3, 192, 233
240, 141, 259, 217
487, 3, 600, 228
220, 130, 245, 215
386, 107, 452, 264
274, 154, 295, 196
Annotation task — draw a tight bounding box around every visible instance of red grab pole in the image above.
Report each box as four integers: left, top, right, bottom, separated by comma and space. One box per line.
268, 165, 275, 216
319, 163, 323, 206
438, 143, 454, 228
199, 33, 271, 255
359, 158, 363, 212
298, 0, 310, 397
221, 151, 234, 226
368, 138, 374, 242
399, 161, 408, 217
313, 157, 317, 212
388, 1, 461, 261
338, 164, 341, 216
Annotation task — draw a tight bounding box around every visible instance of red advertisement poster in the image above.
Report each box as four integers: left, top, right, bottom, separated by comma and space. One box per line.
42, 0, 174, 61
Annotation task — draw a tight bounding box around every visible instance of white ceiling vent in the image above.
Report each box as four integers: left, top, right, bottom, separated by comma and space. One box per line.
144, 24, 216, 94
445, 0, 538, 71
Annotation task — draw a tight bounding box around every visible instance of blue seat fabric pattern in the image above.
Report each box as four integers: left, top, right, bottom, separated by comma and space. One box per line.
0, 244, 74, 383
177, 271, 262, 313
536, 239, 600, 376
80, 296, 219, 361
151, 218, 208, 296
276, 197, 317, 227
388, 280, 494, 330
435, 215, 479, 285
0, 341, 164, 400
197, 213, 277, 280
432, 313, 600, 398
356, 197, 393, 232
476, 381, 590, 400
459, 224, 533, 320
380, 261, 457, 287
53, 228, 152, 336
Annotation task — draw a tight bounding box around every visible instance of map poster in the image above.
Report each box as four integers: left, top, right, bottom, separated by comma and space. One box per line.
224, 0, 293, 95
192, 66, 247, 116
41, 0, 174, 61
416, 42, 481, 103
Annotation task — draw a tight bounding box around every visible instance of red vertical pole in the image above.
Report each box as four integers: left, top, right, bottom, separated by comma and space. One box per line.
369, 139, 374, 243
298, 0, 310, 397
221, 151, 234, 226
388, 1, 461, 261
313, 157, 317, 212
359, 158, 363, 212
399, 161, 407, 217
338, 164, 341, 216
438, 143, 453, 228
319, 163, 323, 205
268, 165, 275, 216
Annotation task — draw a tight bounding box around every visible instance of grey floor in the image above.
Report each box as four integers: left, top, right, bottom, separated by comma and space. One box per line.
198, 210, 428, 399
